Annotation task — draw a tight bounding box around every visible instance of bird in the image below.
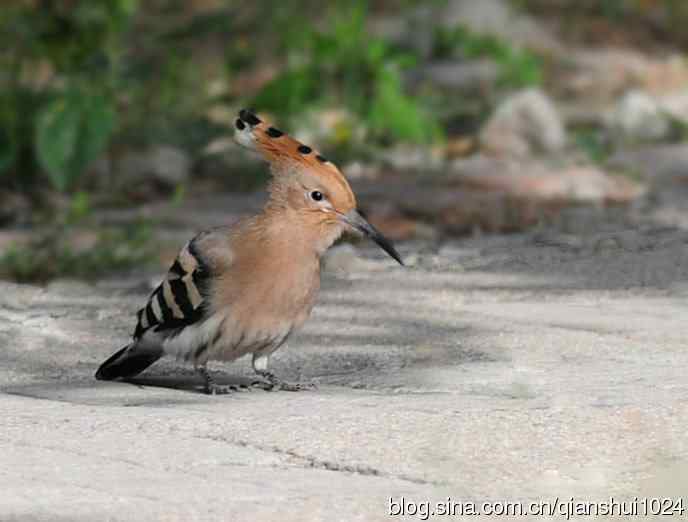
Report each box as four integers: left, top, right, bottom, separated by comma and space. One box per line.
95, 109, 404, 394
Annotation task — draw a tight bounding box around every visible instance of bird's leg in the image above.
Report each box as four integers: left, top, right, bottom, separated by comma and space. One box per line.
251, 353, 313, 392
196, 363, 239, 395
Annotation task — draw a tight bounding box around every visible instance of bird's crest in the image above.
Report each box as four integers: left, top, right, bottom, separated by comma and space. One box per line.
234, 109, 342, 177
234, 108, 357, 213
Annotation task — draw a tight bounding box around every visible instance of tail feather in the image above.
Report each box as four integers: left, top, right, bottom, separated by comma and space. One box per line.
95, 342, 163, 381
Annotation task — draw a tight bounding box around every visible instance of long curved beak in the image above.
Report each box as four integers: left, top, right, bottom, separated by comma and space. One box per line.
339, 210, 404, 266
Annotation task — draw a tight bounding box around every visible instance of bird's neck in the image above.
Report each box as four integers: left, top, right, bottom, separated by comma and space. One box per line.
254, 205, 341, 261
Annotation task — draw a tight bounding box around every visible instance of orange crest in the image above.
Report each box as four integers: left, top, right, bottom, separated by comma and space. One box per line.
233, 109, 356, 212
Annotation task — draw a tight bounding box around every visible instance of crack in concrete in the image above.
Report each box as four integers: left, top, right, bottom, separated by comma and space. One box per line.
195, 434, 442, 486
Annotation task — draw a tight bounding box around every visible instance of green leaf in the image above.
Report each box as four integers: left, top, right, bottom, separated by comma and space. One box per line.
75, 94, 116, 182
36, 91, 115, 192
250, 0, 442, 146
118, 0, 139, 16
252, 67, 317, 116
36, 95, 81, 191
369, 67, 439, 144
68, 190, 91, 222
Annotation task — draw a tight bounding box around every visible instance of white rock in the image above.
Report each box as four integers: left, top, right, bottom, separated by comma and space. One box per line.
657, 91, 688, 125
480, 88, 566, 157
119, 145, 191, 187
565, 48, 649, 100
147, 146, 191, 186
606, 90, 670, 142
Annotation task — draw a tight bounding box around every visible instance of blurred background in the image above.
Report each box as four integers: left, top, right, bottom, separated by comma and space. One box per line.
2, 0, 688, 282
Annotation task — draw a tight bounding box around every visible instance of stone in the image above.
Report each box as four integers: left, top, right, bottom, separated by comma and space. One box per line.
605, 91, 670, 142
353, 157, 644, 237
145, 146, 191, 187
562, 50, 688, 102
119, 145, 191, 188
562, 48, 650, 101
656, 91, 688, 126
639, 54, 688, 96
480, 89, 566, 157
451, 161, 645, 205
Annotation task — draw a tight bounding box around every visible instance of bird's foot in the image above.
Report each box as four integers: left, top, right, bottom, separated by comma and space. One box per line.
197, 366, 251, 395
204, 382, 240, 395
252, 371, 316, 392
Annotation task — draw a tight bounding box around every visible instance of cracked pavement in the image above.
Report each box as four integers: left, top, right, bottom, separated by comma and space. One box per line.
2, 228, 688, 521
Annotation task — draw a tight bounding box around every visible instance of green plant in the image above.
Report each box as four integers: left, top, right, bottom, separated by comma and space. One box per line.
433, 25, 542, 88
1, 2, 135, 193
0, 1, 218, 197
36, 89, 116, 192
250, 2, 441, 144
0, 220, 156, 283
573, 126, 613, 163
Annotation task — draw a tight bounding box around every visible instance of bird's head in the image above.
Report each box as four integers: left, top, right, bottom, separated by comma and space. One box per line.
234, 109, 403, 265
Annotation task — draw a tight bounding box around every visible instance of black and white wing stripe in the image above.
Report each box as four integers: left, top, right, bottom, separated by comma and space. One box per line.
133, 237, 210, 340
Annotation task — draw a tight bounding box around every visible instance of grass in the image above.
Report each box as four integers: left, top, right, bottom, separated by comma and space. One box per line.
573, 126, 613, 164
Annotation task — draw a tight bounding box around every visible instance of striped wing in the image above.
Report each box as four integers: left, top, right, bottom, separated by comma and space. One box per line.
133, 237, 210, 340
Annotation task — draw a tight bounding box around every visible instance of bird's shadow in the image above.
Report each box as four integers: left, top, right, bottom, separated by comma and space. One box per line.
124, 372, 263, 394
1, 372, 270, 407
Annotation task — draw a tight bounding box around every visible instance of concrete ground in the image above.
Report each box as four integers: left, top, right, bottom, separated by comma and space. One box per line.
2, 226, 688, 521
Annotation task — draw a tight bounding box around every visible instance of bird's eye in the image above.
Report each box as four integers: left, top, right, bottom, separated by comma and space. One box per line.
310, 190, 324, 202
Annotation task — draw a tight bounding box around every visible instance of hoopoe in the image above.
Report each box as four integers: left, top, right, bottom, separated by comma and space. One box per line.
95, 109, 403, 394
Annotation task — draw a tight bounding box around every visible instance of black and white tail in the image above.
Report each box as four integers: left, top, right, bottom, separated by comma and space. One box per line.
95, 342, 163, 381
